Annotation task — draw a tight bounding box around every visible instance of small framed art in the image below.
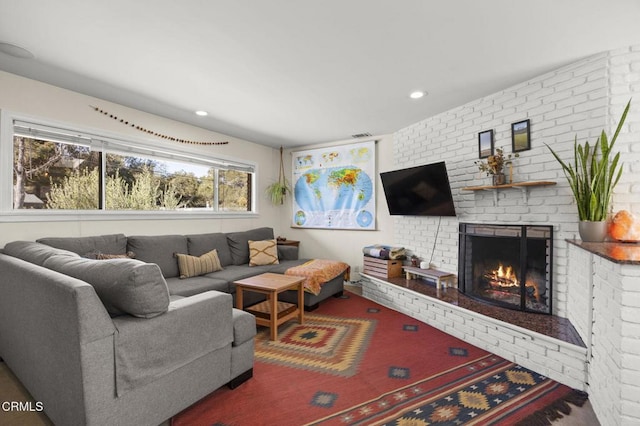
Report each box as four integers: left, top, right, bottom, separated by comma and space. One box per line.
511, 119, 531, 152
478, 129, 494, 159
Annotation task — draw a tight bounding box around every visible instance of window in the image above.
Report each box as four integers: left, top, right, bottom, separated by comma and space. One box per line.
4, 115, 255, 216
13, 136, 98, 209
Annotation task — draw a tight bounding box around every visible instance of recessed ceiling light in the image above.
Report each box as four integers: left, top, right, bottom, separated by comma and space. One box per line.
195, 110, 208, 116
409, 91, 426, 99
0, 42, 35, 59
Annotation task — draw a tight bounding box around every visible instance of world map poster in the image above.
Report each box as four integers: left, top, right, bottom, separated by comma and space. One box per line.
291, 140, 376, 230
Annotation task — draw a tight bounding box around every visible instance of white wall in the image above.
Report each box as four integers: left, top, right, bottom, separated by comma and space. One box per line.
392, 45, 640, 318
3, 43, 637, 297
575, 45, 640, 426
0, 70, 396, 277
0, 70, 284, 245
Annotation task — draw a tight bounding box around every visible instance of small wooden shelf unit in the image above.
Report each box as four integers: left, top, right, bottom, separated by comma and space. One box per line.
403, 266, 456, 290
363, 256, 403, 279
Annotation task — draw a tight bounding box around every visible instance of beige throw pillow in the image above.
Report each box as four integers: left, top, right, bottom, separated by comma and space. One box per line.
249, 239, 279, 266
175, 249, 223, 279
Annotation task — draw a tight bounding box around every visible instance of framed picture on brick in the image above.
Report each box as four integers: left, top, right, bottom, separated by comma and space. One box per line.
478, 129, 494, 159
511, 119, 531, 152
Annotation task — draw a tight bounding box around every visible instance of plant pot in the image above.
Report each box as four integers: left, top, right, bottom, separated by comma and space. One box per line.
578, 220, 608, 242
492, 173, 506, 186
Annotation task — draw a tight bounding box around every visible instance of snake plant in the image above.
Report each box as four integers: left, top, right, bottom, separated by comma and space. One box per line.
546, 100, 630, 221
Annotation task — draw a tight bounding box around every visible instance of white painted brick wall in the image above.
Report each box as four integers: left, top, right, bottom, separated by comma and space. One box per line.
567, 244, 593, 345
392, 45, 640, 321
393, 52, 610, 319
590, 256, 624, 425
361, 276, 588, 391
608, 45, 640, 214
390, 43, 640, 425
567, 245, 640, 425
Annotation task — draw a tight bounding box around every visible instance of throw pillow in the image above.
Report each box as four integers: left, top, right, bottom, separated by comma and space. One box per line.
84, 251, 136, 260
42, 255, 170, 319
96, 251, 136, 260
175, 249, 223, 279
248, 239, 279, 266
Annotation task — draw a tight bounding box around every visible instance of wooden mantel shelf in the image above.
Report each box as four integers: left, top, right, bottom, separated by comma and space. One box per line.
462, 180, 557, 191
461, 180, 556, 204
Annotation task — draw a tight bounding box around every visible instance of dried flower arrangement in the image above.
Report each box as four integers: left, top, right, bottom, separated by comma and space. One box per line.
475, 147, 518, 176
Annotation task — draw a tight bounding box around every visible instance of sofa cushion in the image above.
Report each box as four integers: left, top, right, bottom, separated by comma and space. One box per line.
186, 233, 233, 266
248, 239, 279, 266
37, 234, 128, 257
226, 227, 274, 265
164, 276, 230, 297
127, 235, 188, 278
2, 241, 79, 266
207, 264, 275, 293
42, 254, 170, 318
266, 258, 310, 274
175, 249, 223, 279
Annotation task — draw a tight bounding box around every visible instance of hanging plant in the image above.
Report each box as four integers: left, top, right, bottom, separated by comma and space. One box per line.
266, 146, 291, 205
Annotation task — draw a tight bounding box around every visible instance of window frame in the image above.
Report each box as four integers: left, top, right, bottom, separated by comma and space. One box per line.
0, 110, 259, 222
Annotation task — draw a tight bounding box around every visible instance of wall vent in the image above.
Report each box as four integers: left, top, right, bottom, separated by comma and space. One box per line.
351, 132, 372, 138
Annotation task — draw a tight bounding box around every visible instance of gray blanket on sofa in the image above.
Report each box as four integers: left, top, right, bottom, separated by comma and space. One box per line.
111, 292, 233, 396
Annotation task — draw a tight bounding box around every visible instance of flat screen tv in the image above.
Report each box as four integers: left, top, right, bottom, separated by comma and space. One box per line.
380, 161, 456, 216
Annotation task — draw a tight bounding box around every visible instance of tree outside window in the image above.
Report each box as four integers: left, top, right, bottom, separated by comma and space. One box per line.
12, 136, 252, 212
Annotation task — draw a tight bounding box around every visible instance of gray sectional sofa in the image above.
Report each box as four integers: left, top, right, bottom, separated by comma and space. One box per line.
0, 227, 346, 425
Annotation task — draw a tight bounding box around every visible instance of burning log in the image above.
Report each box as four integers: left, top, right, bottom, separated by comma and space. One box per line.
483, 272, 519, 287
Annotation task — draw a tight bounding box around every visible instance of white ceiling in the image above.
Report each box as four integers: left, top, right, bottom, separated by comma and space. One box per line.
1, 1, 640, 148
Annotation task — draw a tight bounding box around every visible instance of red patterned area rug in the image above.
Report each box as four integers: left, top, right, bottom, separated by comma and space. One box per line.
254, 312, 376, 378
172, 291, 587, 426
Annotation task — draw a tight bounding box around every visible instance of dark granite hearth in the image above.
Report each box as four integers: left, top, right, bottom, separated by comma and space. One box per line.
383, 276, 585, 348
567, 239, 640, 264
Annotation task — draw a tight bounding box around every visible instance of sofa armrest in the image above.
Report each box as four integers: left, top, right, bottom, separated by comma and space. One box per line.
232, 309, 256, 346
0, 254, 116, 426
278, 245, 299, 260
111, 291, 233, 395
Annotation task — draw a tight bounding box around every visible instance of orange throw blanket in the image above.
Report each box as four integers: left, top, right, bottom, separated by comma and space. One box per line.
285, 259, 350, 295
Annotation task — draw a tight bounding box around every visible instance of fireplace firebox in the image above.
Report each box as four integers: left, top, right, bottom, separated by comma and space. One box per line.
458, 223, 553, 314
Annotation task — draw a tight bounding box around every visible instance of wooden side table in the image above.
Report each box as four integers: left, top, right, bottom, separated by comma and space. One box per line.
277, 239, 300, 247
234, 272, 305, 340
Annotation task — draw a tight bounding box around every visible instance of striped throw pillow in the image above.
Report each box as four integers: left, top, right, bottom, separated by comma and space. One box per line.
248, 239, 279, 266
175, 249, 223, 279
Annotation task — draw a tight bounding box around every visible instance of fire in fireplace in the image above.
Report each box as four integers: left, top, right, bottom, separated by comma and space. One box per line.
458, 223, 553, 314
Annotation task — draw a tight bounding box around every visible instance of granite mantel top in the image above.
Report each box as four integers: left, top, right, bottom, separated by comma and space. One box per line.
567, 239, 640, 265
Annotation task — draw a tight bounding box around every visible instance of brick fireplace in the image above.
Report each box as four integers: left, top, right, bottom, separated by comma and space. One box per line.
458, 223, 553, 314
387, 45, 640, 425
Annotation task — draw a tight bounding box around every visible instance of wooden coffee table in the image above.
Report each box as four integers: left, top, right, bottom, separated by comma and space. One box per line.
234, 272, 305, 340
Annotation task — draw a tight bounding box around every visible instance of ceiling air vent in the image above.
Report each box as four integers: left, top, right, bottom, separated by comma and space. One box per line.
351, 132, 372, 138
